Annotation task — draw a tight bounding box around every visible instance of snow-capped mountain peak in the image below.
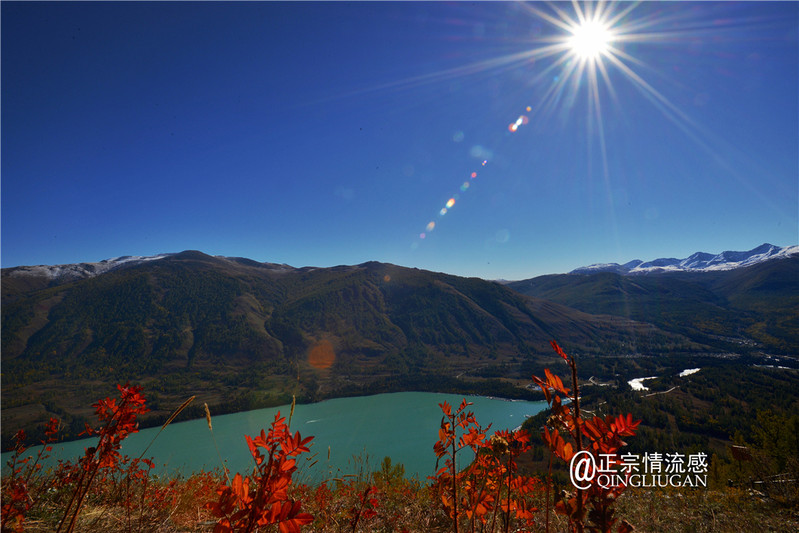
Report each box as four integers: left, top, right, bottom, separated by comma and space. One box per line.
4, 254, 173, 283
571, 243, 798, 275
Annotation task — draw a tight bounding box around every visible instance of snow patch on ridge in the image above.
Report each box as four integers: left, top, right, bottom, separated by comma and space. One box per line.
7, 254, 172, 282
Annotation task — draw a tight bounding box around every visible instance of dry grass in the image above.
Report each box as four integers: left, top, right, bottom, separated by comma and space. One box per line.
615, 487, 799, 533
10, 471, 799, 533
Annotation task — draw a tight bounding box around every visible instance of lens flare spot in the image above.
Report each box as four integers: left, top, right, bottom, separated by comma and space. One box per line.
482, 160, 487, 166
471, 172, 477, 178
509, 115, 529, 132
446, 198, 456, 208
419, 232, 426, 239
383, 275, 391, 282
426, 221, 436, 231
440, 207, 448, 216
470, 145, 493, 160
526, 106, 532, 112
460, 182, 470, 191
308, 339, 336, 370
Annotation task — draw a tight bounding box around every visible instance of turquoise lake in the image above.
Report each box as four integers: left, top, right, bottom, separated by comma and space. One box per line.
3, 392, 547, 481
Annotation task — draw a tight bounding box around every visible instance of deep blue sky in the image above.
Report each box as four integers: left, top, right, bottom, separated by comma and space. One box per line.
3, 2, 797, 279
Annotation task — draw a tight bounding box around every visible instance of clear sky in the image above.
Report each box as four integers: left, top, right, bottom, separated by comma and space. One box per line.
2, 1, 797, 280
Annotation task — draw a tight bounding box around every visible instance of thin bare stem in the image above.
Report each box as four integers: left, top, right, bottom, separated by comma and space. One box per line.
139, 395, 195, 460
569, 356, 585, 532
505, 453, 512, 533
204, 403, 230, 485
451, 414, 460, 533
546, 450, 552, 533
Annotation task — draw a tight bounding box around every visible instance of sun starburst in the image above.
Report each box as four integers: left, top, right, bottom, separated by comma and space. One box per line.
405, 1, 752, 248
568, 18, 615, 61
511, 1, 701, 180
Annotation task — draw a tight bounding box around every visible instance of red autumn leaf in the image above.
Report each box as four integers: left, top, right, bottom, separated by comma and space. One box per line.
245, 435, 264, 465
545, 367, 570, 396
278, 458, 297, 475
612, 413, 641, 436
561, 441, 574, 461
458, 399, 472, 413
531, 374, 552, 403
550, 339, 570, 362
230, 473, 252, 506
281, 431, 313, 456
252, 429, 269, 449
582, 417, 608, 441
542, 425, 560, 449
473, 493, 494, 519
278, 508, 314, 533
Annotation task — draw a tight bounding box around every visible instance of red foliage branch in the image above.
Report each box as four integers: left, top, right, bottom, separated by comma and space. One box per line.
207, 412, 314, 533
1, 418, 61, 532
431, 399, 539, 533
56, 383, 150, 533
532, 341, 640, 533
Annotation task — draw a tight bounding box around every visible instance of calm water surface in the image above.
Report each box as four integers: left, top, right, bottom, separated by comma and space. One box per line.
3, 392, 546, 480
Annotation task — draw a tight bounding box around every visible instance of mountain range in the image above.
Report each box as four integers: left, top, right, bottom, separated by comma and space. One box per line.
507, 243, 798, 355
2, 244, 796, 447
2, 250, 686, 446
570, 243, 798, 275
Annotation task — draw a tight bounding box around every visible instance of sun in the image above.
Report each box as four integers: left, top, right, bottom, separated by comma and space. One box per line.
568, 19, 614, 61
